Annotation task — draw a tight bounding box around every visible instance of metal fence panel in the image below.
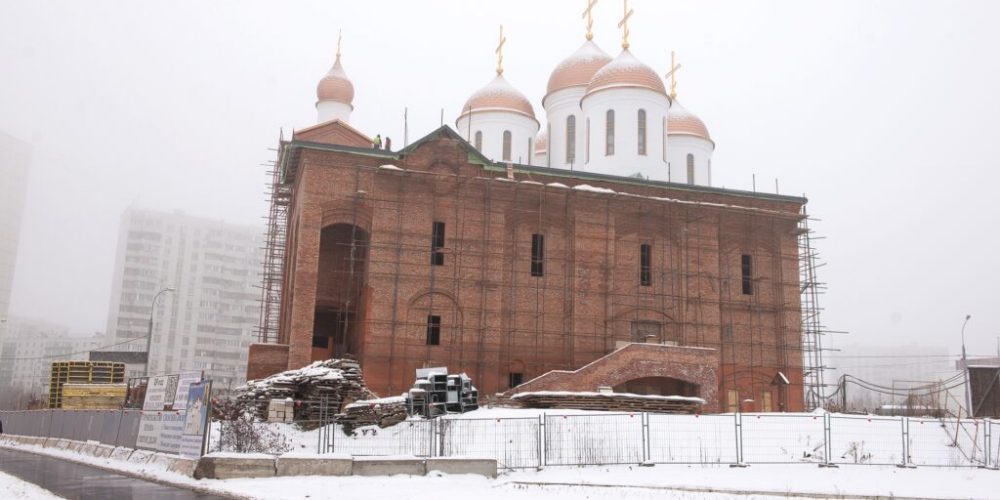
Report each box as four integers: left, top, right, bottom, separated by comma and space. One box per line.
908, 417, 984, 467
331, 420, 433, 457
829, 415, 903, 465
741, 413, 826, 464
99, 412, 121, 446
544, 413, 643, 466
647, 413, 738, 464
117, 410, 142, 448
440, 417, 540, 469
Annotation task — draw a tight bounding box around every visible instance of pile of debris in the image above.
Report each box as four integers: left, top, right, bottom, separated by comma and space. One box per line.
236, 359, 375, 422
337, 395, 408, 434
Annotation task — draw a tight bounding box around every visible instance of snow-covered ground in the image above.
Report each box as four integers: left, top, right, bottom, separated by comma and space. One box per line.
2, 436, 997, 500
0, 472, 58, 499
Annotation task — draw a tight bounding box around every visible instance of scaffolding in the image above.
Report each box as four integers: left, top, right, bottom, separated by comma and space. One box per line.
256, 141, 291, 344
798, 207, 830, 411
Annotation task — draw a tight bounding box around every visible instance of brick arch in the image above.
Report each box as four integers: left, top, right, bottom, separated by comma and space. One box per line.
405, 290, 465, 348
319, 203, 373, 233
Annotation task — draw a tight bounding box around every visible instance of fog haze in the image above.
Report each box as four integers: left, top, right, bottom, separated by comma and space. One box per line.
2, 0, 998, 362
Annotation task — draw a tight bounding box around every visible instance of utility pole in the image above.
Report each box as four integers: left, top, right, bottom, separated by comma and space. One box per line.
960, 314, 972, 417
144, 287, 175, 377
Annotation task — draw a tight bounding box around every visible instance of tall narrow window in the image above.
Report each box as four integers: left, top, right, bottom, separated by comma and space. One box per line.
431, 221, 445, 266
741, 254, 753, 295
508, 372, 524, 388
566, 115, 577, 165
502, 130, 512, 161
637, 109, 647, 155
531, 233, 544, 277
605, 110, 615, 156
426, 315, 441, 345
527, 139, 532, 165
474, 131, 483, 151
640, 243, 652, 286
686, 153, 695, 185
585, 118, 591, 163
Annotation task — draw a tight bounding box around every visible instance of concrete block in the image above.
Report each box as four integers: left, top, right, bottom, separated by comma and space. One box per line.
275, 456, 353, 476
110, 447, 134, 461
148, 453, 177, 470
194, 455, 277, 480
80, 443, 97, 455
167, 458, 197, 477
127, 449, 155, 464
93, 445, 115, 458
67, 441, 84, 452
55, 439, 72, 450
425, 458, 497, 478
29, 437, 46, 446
42, 438, 58, 448
352, 457, 426, 477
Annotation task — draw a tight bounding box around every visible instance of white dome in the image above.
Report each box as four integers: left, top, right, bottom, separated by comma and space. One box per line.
458, 75, 536, 122
546, 40, 613, 99
668, 100, 712, 142
584, 49, 666, 99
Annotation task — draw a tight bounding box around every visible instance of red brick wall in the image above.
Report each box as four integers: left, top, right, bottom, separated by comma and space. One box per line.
255, 132, 807, 412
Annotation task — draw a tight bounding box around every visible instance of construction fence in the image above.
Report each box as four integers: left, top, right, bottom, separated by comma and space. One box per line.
212, 412, 1000, 470
0, 409, 143, 449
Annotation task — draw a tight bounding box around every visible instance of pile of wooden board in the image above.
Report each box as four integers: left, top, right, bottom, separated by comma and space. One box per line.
60, 383, 126, 409
237, 359, 375, 421
337, 396, 408, 433
510, 391, 704, 414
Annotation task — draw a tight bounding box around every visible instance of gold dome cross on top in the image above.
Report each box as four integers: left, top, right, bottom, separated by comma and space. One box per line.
618, 0, 634, 49
496, 25, 507, 75
582, 0, 597, 41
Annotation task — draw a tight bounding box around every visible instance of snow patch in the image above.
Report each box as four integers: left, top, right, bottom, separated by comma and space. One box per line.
572, 184, 616, 194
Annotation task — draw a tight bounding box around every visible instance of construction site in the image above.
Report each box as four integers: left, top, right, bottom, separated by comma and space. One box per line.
245, 124, 833, 413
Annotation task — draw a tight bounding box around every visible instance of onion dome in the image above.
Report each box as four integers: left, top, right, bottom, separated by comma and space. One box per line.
534, 130, 548, 153
584, 49, 666, 98
458, 74, 536, 121
316, 55, 355, 106
546, 40, 613, 96
667, 100, 712, 142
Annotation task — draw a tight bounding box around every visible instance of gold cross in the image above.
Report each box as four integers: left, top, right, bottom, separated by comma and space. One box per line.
617, 0, 634, 49
336, 29, 342, 59
666, 50, 682, 99
495, 25, 507, 75
582, 0, 598, 41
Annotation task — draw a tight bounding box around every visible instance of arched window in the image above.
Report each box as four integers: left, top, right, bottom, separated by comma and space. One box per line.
686, 153, 695, 185
605, 110, 615, 156
637, 109, 647, 155
662, 117, 667, 162
502, 130, 512, 161
566, 115, 577, 165
586, 118, 591, 163
474, 131, 483, 151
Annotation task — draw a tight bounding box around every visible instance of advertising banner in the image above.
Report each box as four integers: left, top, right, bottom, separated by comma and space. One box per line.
143, 375, 170, 411
180, 381, 211, 458
171, 371, 203, 411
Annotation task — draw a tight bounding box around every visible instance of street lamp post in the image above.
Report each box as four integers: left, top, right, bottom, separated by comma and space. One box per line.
961, 314, 972, 417
144, 287, 175, 377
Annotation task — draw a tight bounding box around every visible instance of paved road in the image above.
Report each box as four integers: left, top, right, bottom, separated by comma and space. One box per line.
0, 448, 230, 500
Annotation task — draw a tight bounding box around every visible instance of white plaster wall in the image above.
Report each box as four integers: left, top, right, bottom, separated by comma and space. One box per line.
667, 134, 715, 186
456, 110, 540, 165
542, 87, 587, 170
533, 149, 547, 167
580, 88, 670, 179
316, 101, 353, 124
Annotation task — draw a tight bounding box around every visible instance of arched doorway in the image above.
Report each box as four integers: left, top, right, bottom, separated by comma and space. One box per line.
614, 376, 700, 398
312, 223, 368, 361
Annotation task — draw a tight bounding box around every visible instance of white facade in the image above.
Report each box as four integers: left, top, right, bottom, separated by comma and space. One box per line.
105, 208, 263, 389
0, 132, 30, 353
0, 317, 102, 406
317, 100, 352, 124
457, 110, 539, 165
667, 134, 714, 185
581, 87, 670, 179
542, 88, 588, 170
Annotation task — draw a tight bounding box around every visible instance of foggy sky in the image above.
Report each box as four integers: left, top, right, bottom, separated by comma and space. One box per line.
1, 0, 998, 361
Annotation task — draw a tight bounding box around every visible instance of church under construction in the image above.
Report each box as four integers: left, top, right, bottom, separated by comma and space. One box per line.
246, 7, 828, 413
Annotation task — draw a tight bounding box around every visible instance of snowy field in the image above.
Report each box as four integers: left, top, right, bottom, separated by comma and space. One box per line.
210, 407, 997, 469
1, 435, 998, 500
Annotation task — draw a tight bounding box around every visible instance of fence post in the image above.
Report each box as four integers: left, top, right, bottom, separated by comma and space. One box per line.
984, 419, 993, 469
730, 411, 747, 467
819, 412, 838, 468
898, 417, 914, 468
641, 412, 650, 464
538, 414, 545, 468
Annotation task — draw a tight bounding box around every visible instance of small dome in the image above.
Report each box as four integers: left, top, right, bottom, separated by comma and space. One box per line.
535, 131, 548, 152
317, 55, 355, 105
458, 74, 536, 121
584, 49, 666, 98
668, 100, 711, 142
546, 40, 613, 96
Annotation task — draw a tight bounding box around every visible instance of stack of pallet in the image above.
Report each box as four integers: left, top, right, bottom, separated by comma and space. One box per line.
510, 391, 704, 414
237, 359, 375, 421
61, 383, 127, 409
48, 361, 126, 409
337, 396, 408, 433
